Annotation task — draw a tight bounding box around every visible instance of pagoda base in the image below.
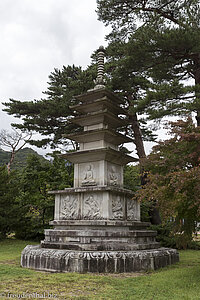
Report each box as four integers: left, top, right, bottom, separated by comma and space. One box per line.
21, 246, 179, 273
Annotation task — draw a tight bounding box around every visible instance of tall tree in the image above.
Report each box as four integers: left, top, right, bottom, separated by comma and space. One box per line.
136, 117, 200, 248
97, 0, 200, 125
97, 0, 200, 35
4, 1, 200, 161
104, 42, 156, 163
3, 59, 152, 163
3, 65, 96, 149
0, 128, 32, 173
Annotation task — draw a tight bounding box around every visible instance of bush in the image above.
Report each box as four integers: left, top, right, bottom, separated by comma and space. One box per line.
150, 223, 200, 249
150, 223, 177, 248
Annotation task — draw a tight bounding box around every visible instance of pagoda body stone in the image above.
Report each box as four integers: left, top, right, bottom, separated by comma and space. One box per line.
21, 87, 179, 273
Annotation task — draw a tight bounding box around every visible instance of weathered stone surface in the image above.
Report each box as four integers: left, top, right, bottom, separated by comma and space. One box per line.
73, 87, 123, 105
61, 147, 136, 165
42, 227, 158, 250
49, 187, 140, 222
21, 59, 179, 273
70, 96, 125, 115
49, 219, 151, 228
21, 245, 179, 273
65, 129, 133, 146
71, 110, 128, 129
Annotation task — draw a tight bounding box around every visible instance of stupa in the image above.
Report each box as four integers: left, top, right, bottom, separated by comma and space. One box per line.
21, 47, 179, 273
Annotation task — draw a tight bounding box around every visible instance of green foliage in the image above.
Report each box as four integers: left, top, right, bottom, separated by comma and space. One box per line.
128, 25, 200, 120
0, 147, 45, 170
97, 0, 200, 132
103, 23, 200, 124
14, 153, 73, 240
140, 198, 153, 223
3, 44, 156, 160
136, 117, 200, 248
123, 164, 141, 191
150, 223, 177, 248
14, 155, 53, 240
123, 165, 160, 224
104, 41, 157, 144
150, 223, 200, 249
0, 149, 9, 166
3, 65, 96, 149
146, 117, 200, 173
3, 0, 200, 159
0, 151, 74, 241
97, 0, 200, 38
0, 167, 19, 240
47, 152, 74, 190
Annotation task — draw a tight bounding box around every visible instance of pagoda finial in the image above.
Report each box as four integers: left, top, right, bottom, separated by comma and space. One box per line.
94, 46, 106, 89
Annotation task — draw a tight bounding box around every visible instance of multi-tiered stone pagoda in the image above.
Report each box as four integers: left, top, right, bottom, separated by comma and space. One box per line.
21, 47, 179, 273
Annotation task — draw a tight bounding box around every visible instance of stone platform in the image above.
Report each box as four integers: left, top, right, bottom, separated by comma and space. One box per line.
41, 220, 159, 251
21, 246, 179, 273
21, 219, 179, 273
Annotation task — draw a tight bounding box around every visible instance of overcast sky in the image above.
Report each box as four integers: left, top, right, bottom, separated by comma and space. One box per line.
0, 0, 157, 157
0, 0, 113, 154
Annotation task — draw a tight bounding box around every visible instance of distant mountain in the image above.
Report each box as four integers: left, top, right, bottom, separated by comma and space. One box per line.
0, 147, 46, 170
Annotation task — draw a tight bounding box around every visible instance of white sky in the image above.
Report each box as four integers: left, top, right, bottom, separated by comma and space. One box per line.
0, 0, 109, 122
0, 0, 112, 155
0, 0, 159, 157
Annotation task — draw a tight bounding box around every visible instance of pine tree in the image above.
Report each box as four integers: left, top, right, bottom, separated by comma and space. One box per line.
3, 65, 96, 149
97, 0, 200, 124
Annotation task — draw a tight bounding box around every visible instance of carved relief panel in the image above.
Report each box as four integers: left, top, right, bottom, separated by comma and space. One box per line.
83, 194, 101, 219
111, 195, 124, 219
127, 198, 139, 220
107, 163, 122, 186
59, 195, 79, 220
79, 163, 99, 187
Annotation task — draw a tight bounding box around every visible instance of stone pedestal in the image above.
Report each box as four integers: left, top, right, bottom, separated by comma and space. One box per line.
21, 87, 179, 273
21, 245, 179, 273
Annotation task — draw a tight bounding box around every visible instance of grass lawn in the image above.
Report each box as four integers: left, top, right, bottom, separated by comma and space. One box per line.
0, 239, 200, 299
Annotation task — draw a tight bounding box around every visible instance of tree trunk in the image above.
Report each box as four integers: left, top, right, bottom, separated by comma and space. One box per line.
7, 150, 15, 174
130, 112, 146, 165
127, 96, 162, 225
127, 95, 146, 165
194, 54, 200, 126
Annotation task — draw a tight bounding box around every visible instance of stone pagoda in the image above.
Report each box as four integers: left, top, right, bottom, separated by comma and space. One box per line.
21, 47, 179, 273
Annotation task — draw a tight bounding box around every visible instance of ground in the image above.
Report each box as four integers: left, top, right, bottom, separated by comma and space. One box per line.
0, 239, 200, 299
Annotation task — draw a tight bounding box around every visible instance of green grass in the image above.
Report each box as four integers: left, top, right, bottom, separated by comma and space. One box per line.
0, 239, 200, 299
